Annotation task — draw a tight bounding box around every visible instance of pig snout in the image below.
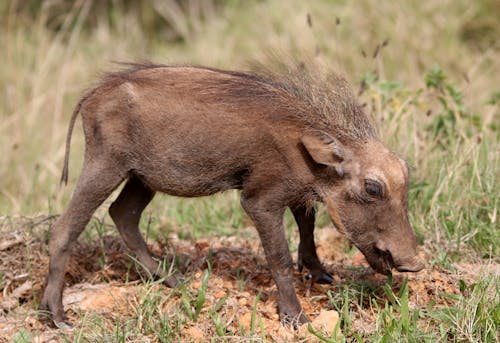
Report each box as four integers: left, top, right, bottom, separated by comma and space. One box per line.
374, 240, 424, 273
394, 258, 424, 273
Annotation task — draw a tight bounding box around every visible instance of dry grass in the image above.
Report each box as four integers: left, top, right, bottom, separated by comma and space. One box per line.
1, 0, 498, 214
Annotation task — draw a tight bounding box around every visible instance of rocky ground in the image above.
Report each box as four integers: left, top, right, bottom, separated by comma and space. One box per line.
0, 216, 497, 342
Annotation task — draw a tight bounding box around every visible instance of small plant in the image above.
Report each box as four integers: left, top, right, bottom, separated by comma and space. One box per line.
12, 330, 32, 343
180, 265, 211, 322
209, 294, 231, 338
0, 271, 5, 292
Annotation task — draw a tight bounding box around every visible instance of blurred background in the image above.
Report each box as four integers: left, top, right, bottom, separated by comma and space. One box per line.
0, 0, 498, 255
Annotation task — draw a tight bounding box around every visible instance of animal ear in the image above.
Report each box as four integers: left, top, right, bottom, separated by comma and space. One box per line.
301, 132, 346, 176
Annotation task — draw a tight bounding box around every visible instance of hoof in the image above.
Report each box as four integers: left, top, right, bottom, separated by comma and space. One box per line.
314, 272, 334, 284
280, 312, 310, 329
38, 303, 69, 329
54, 320, 73, 330
164, 274, 184, 288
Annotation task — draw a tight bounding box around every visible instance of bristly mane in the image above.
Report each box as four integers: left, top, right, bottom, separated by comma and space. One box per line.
250, 61, 376, 140
100, 61, 376, 141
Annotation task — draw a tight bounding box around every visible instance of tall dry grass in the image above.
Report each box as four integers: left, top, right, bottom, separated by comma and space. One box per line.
0, 0, 498, 255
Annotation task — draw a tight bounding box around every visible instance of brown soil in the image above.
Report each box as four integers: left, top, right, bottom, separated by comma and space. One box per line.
0, 215, 497, 342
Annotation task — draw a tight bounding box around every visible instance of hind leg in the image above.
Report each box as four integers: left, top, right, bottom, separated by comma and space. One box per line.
109, 176, 179, 287
39, 160, 125, 327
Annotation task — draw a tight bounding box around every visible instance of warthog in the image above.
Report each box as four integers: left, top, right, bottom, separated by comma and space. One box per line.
40, 63, 423, 327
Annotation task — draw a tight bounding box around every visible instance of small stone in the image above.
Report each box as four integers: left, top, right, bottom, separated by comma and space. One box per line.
190, 280, 202, 289
62, 283, 133, 313
214, 290, 226, 299
299, 310, 340, 338
184, 326, 204, 341
238, 312, 252, 331
211, 277, 223, 288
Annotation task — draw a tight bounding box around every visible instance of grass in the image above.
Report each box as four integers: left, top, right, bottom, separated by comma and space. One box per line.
1, 217, 499, 342
0, 0, 499, 342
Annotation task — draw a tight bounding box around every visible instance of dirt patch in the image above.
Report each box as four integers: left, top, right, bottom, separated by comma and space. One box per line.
0, 216, 497, 342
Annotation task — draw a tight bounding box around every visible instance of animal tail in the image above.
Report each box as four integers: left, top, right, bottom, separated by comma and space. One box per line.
60, 92, 92, 184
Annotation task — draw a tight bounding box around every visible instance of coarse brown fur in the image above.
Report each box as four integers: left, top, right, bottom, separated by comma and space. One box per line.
60, 62, 375, 184
41, 63, 422, 328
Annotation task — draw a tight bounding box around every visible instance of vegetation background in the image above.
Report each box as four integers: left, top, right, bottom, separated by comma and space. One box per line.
0, 0, 498, 342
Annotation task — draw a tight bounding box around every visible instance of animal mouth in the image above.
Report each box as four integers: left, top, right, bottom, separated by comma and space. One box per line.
370, 245, 424, 273
352, 239, 424, 275
371, 245, 395, 274
352, 243, 394, 275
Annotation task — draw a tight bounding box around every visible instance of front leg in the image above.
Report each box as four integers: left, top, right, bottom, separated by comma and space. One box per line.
291, 205, 333, 284
241, 193, 309, 327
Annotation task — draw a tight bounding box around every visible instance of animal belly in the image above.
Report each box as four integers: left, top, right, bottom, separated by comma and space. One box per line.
134, 155, 246, 197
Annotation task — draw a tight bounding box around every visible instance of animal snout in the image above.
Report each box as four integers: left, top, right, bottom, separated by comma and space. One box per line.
374, 240, 424, 273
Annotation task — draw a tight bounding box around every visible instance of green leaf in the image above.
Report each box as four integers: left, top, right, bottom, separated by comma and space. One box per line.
425, 64, 446, 90
13, 330, 32, 343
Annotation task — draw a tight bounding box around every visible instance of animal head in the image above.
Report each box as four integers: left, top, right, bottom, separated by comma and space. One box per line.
302, 131, 424, 274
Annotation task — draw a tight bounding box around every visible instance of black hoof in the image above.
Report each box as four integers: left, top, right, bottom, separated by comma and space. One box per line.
314, 272, 334, 284
164, 274, 184, 288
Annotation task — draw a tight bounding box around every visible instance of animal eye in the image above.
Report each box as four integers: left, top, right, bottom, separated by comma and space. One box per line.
365, 179, 383, 198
